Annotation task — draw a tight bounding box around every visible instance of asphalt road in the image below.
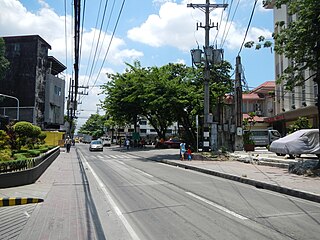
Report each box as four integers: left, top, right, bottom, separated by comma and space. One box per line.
77, 145, 320, 240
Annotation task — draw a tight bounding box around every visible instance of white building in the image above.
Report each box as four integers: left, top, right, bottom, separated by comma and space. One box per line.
263, 0, 318, 135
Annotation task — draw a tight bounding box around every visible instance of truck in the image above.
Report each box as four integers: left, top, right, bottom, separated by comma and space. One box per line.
82, 134, 92, 144
244, 129, 281, 147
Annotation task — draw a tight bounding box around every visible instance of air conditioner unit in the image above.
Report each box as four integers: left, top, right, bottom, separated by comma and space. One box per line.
256, 111, 262, 116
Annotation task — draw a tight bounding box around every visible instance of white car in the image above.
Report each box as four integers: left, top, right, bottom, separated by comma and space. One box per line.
89, 140, 103, 151
101, 137, 112, 147
269, 129, 320, 158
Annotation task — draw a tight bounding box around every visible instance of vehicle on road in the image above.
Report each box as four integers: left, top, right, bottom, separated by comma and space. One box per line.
82, 134, 92, 144
244, 129, 281, 146
101, 137, 111, 147
269, 129, 320, 158
163, 138, 181, 148
89, 140, 103, 151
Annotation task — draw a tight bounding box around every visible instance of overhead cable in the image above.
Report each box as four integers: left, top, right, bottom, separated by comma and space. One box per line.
238, 0, 258, 56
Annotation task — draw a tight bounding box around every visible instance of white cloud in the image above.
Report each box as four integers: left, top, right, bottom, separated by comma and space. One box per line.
0, 0, 143, 68
175, 58, 186, 64
127, 0, 272, 52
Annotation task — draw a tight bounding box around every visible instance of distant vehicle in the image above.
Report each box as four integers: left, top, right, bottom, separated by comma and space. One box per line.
163, 139, 181, 148
82, 134, 92, 144
89, 140, 103, 151
101, 137, 111, 147
244, 129, 281, 146
269, 129, 320, 158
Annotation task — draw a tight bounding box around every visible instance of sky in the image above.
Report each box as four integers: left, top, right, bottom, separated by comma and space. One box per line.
0, 0, 275, 131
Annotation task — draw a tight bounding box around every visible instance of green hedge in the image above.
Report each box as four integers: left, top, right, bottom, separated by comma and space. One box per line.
0, 146, 57, 173
0, 159, 31, 173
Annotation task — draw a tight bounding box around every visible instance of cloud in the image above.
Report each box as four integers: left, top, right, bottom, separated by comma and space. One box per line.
127, 0, 272, 52
0, 0, 143, 68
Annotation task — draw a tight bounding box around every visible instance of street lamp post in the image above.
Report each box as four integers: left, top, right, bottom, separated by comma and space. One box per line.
0, 93, 19, 120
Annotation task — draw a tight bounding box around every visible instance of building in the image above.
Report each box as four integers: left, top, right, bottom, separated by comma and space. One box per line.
263, 0, 318, 135
0, 35, 66, 129
107, 118, 179, 144
242, 81, 276, 129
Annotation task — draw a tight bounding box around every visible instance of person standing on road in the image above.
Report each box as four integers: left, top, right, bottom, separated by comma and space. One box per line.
65, 136, 72, 153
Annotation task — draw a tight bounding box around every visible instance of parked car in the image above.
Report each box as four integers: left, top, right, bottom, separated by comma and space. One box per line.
101, 137, 112, 147
89, 140, 103, 151
269, 129, 320, 158
163, 138, 181, 148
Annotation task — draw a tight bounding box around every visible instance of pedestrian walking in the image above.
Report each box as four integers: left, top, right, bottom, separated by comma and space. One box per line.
180, 142, 186, 160
65, 136, 72, 153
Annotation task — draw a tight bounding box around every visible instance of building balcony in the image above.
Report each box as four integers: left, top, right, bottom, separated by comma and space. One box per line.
263, 0, 275, 9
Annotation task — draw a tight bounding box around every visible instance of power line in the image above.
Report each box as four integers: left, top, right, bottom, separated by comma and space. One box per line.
219, 0, 233, 47
82, 0, 104, 87
221, 0, 241, 48
85, 0, 110, 87
79, 0, 87, 65
238, 0, 258, 56
82, 0, 126, 101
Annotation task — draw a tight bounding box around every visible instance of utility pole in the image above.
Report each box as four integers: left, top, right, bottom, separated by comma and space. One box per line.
234, 55, 243, 150
188, 1, 228, 151
67, 0, 81, 138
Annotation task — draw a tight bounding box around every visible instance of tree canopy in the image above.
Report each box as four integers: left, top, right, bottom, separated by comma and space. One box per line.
78, 114, 107, 138
99, 60, 232, 147
0, 37, 10, 81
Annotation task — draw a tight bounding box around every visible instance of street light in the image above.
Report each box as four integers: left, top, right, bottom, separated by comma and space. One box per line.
0, 93, 19, 120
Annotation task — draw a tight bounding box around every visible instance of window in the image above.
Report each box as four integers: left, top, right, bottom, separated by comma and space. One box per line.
54, 86, 62, 96
291, 87, 295, 107
139, 120, 147, 125
301, 82, 306, 104
242, 102, 247, 113
140, 129, 147, 133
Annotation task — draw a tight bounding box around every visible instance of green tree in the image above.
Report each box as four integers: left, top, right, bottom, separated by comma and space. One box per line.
101, 61, 145, 132
101, 60, 233, 148
288, 116, 312, 134
13, 121, 43, 149
78, 114, 107, 138
0, 37, 10, 81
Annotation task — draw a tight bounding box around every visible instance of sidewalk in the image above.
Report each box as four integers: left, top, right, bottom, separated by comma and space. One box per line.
159, 150, 320, 203
0, 147, 124, 240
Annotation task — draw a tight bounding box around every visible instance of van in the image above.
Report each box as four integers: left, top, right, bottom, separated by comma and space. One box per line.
244, 129, 281, 147
101, 137, 111, 147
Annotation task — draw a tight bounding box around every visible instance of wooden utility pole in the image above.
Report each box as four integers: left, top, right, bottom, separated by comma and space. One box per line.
234, 55, 243, 150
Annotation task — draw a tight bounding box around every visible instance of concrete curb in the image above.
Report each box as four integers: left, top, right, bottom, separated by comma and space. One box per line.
0, 197, 44, 207
159, 159, 320, 204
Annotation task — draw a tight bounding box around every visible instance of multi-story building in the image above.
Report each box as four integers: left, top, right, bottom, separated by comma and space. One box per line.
0, 35, 66, 129
263, 0, 318, 135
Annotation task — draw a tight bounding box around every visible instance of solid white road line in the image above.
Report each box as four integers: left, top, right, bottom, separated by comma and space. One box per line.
186, 192, 248, 220
78, 150, 141, 240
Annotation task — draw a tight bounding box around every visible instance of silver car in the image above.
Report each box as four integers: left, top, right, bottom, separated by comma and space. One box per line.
269, 129, 320, 158
89, 140, 103, 152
